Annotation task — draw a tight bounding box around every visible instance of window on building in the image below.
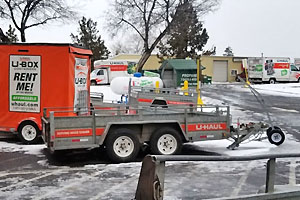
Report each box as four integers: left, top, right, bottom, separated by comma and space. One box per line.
231, 69, 238, 76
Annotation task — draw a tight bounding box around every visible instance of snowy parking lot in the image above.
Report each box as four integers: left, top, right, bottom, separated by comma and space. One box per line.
1, 83, 300, 199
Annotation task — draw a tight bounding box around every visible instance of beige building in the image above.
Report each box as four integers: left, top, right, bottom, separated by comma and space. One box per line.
111, 54, 245, 82
201, 56, 245, 82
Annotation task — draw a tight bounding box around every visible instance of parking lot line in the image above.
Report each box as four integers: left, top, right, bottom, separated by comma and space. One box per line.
230, 161, 255, 197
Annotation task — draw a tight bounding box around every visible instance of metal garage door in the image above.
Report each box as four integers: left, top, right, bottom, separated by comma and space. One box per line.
213, 61, 228, 82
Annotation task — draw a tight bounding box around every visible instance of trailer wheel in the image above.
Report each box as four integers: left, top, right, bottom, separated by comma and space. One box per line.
269, 78, 276, 84
267, 129, 285, 146
91, 80, 97, 86
266, 126, 280, 138
18, 121, 40, 144
150, 127, 182, 155
106, 128, 140, 163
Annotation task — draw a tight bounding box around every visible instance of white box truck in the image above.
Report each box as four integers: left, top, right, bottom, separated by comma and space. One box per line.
248, 57, 300, 83
90, 60, 137, 85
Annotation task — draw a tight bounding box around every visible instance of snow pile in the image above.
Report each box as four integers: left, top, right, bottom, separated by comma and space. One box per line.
0, 141, 45, 156
232, 83, 300, 97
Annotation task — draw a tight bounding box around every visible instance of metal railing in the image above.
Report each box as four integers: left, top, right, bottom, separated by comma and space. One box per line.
43, 104, 229, 118
135, 153, 300, 200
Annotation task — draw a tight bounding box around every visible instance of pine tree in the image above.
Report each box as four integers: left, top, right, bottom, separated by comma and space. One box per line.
6, 25, 18, 42
223, 46, 234, 56
71, 17, 110, 70
158, 2, 209, 59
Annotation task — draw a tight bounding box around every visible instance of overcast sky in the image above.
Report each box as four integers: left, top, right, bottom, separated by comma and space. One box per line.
2, 0, 300, 60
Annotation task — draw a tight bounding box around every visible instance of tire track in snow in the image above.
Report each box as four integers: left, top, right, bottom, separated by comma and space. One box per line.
88, 174, 138, 200
32, 165, 110, 200
0, 170, 63, 191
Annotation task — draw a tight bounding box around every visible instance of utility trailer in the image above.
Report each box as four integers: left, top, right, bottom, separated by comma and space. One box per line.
42, 102, 285, 163
42, 104, 230, 162
128, 86, 198, 106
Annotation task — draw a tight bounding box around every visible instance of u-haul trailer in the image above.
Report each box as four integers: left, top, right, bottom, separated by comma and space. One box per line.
42, 104, 231, 163
0, 43, 92, 144
42, 101, 285, 163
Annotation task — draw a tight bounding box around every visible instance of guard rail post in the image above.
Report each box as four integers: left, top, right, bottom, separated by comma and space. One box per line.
92, 110, 96, 144
135, 155, 165, 200
266, 158, 276, 193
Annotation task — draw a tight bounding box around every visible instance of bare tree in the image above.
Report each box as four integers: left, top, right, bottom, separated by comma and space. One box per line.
108, 0, 220, 71
112, 33, 144, 56
0, 0, 75, 42
203, 45, 216, 55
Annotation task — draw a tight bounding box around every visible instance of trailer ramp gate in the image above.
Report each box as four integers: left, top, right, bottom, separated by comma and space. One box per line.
135, 153, 300, 200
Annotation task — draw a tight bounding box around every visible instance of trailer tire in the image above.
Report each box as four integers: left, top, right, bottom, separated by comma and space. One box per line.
266, 126, 280, 138
18, 121, 40, 144
106, 128, 140, 163
91, 80, 97, 86
269, 78, 276, 84
150, 127, 182, 155
267, 129, 285, 146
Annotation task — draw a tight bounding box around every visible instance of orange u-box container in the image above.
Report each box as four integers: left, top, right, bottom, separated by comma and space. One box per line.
0, 43, 92, 143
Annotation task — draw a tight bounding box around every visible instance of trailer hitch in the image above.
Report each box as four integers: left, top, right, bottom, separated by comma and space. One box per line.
227, 122, 269, 150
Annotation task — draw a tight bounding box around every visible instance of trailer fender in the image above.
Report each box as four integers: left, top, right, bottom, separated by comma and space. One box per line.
99, 123, 141, 145
17, 117, 42, 131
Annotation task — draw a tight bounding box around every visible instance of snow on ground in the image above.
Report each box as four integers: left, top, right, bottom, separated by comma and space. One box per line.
0, 142, 45, 157
89, 82, 300, 173
200, 83, 300, 156
230, 82, 300, 97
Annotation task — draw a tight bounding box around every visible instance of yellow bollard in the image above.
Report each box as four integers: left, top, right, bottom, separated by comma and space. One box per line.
182, 80, 189, 96
197, 93, 204, 105
242, 59, 251, 87
197, 59, 204, 105
155, 81, 160, 93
